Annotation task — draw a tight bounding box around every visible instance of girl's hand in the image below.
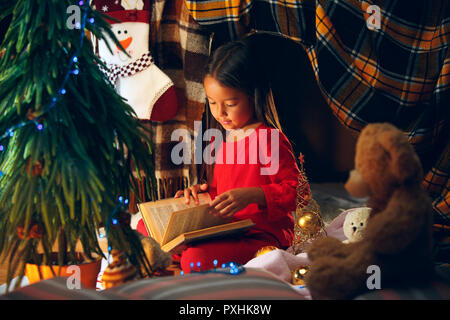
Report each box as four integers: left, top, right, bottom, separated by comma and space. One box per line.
209, 187, 266, 219
174, 183, 209, 205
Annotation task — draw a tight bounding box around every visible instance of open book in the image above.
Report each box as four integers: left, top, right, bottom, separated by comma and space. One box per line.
138, 193, 255, 253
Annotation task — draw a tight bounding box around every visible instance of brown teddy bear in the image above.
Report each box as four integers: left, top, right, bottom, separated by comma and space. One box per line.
305, 123, 434, 299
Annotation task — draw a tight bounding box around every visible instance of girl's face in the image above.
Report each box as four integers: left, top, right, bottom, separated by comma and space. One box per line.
204, 75, 256, 131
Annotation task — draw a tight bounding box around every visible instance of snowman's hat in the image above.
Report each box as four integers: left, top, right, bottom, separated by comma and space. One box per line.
92, 0, 150, 24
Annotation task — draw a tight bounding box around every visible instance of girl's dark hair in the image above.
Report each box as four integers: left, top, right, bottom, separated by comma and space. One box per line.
199, 38, 283, 184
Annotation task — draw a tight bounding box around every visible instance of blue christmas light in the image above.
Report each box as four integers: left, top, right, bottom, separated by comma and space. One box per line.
112, 218, 118, 225
72, 69, 79, 75
0, 145, 3, 151
186, 261, 245, 276
60, 88, 66, 95
36, 123, 44, 131
72, 56, 78, 63
89, 18, 95, 24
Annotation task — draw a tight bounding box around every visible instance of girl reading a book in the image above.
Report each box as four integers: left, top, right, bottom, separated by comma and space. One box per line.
171, 38, 307, 273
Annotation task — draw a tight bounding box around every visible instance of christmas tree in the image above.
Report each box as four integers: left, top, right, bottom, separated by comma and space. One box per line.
0, 0, 157, 288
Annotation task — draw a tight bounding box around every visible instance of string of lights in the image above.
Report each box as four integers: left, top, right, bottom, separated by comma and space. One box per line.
104, 196, 130, 254
180, 260, 246, 276
0, 1, 126, 254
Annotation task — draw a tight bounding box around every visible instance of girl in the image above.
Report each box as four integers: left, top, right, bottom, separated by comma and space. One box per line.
173, 39, 305, 273
135, 39, 304, 272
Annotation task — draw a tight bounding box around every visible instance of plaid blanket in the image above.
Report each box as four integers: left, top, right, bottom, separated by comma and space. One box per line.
184, 0, 450, 233
127, 0, 211, 209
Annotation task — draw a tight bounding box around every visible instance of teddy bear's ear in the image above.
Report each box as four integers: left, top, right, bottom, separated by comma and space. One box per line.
376, 124, 423, 184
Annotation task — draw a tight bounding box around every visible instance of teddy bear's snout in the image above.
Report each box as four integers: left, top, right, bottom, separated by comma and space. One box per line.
352, 224, 366, 237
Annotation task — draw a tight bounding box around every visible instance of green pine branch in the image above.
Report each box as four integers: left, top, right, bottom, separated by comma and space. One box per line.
0, 0, 157, 290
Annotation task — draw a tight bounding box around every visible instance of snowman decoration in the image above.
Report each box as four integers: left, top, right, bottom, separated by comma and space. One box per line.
93, 0, 178, 121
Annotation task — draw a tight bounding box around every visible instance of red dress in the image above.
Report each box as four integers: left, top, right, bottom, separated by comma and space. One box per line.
136, 123, 301, 272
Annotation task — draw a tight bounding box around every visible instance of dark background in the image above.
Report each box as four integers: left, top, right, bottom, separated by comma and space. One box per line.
242, 33, 357, 182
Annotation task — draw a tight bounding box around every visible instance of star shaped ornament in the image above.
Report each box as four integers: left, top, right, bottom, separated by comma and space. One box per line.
102, 5, 108, 11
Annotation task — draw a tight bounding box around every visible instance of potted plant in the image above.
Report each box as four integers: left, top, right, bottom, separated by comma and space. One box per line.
0, 0, 156, 290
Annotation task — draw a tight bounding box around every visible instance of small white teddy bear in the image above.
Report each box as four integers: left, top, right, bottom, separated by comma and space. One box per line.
342, 207, 372, 243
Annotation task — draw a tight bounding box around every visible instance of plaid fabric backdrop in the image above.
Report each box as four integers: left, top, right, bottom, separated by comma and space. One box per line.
184, 0, 450, 234
127, 0, 212, 208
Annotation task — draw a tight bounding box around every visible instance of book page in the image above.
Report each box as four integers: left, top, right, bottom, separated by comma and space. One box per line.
139, 193, 212, 244
142, 206, 171, 243
162, 203, 229, 245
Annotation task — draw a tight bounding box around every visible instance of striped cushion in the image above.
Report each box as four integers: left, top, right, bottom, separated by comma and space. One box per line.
0, 268, 305, 300
105, 268, 304, 300
3, 268, 449, 300
0, 277, 126, 300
